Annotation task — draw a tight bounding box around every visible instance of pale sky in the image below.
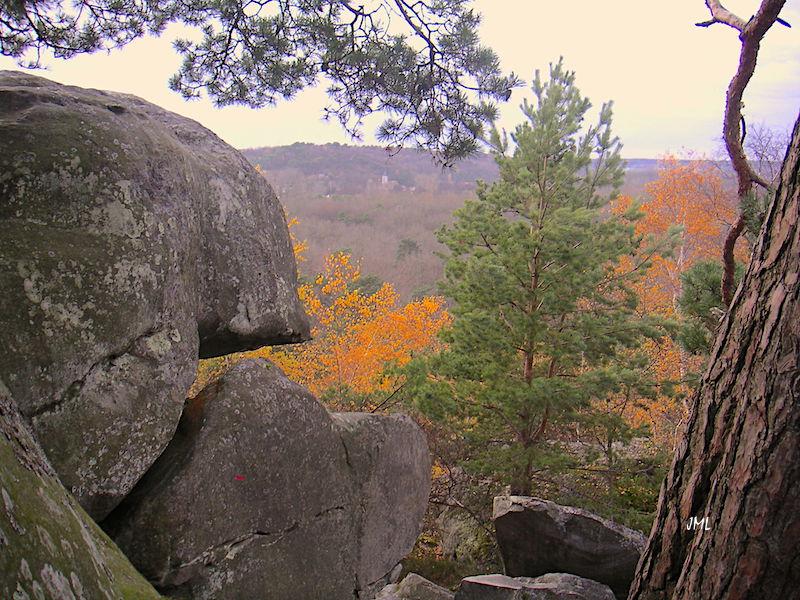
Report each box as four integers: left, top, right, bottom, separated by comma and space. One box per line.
1, 0, 797, 158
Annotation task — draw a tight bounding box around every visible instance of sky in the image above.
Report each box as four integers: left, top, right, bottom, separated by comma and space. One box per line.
0, 0, 797, 158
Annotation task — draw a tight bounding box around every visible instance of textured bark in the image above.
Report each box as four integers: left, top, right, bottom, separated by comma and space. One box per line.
627, 113, 800, 599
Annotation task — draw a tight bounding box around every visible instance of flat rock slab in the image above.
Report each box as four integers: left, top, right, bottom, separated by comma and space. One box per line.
493, 497, 645, 599
106, 359, 430, 600
456, 573, 615, 600
455, 575, 525, 600
0, 71, 309, 519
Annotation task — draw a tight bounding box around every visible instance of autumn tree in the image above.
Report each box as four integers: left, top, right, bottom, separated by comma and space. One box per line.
249, 251, 449, 409
639, 157, 737, 313
613, 158, 738, 442
628, 0, 799, 597
404, 61, 673, 497
1, 0, 520, 163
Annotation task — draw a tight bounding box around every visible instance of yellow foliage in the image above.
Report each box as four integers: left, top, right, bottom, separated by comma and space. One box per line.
193, 247, 450, 409
612, 158, 740, 447
259, 251, 450, 402
286, 216, 308, 264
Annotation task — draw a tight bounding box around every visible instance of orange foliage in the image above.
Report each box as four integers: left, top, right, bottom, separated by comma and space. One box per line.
286, 216, 308, 264
639, 156, 738, 311
191, 218, 449, 406
255, 251, 451, 404
614, 158, 739, 445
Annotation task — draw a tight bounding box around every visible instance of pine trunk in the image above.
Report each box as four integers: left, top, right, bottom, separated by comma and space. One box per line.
628, 113, 800, 599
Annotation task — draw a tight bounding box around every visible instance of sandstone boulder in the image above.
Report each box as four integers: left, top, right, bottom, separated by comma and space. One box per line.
517, 573, 616, 600
455, 573, 615, 600
389, 573, 455, 600
0, 382, 161, 599
333, 413, 431, 596
105, 359, 430, 599
376, 584, 402, 600
0, 71, 309, 519
493, 497, 645, 599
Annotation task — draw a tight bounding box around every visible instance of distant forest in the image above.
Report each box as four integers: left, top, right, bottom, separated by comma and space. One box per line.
241, 144, 714, 301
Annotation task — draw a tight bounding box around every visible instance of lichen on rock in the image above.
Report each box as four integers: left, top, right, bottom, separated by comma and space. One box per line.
0, 70, 310, 520
105, 359, 430, 600
0, 384, 161, 600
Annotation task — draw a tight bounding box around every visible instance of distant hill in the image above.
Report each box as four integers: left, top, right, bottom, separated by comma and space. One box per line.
237, 144, 700, 301
241, 142, 665, 198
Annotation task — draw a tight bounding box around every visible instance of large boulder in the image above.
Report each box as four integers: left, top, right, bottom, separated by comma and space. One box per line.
0, 382, 161, 599
105, 359, 431, 599
332, 413, 431, 597
493, 497, 646, 599
0, 71, 309, 519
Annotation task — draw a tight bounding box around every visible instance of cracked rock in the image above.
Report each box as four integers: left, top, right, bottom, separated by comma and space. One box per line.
0, 71, 310, 519
332, 413, 431, 597
104, 359, 431, 600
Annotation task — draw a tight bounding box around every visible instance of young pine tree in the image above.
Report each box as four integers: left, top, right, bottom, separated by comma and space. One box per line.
405, 61, 675, 496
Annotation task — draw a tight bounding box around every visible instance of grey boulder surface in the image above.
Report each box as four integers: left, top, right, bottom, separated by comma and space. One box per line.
105, 359, 431, 600
0, 383, 161, 599
493, 497, 646, 599
332, 413, 432, 598
455, 574, 615, 600
376, 573, 455, 600
455, 575, 526, 600
0, 71, 309, 520
517, 573, 615, 600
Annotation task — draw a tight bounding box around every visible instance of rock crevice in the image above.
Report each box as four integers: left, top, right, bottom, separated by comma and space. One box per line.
0, 69, 311, 520
105, 359, 431, 600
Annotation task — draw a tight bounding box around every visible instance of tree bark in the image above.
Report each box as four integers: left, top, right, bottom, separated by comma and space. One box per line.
628, 113, 800, 599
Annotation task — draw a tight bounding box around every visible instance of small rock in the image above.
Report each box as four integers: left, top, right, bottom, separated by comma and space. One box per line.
518, 573, 616, 600
455, 574, 525, 600
396, 572, 455, 600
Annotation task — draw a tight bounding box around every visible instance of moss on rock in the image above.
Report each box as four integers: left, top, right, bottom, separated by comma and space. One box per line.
0, 387, 161, 599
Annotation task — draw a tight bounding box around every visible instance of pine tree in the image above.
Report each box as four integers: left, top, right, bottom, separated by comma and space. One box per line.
1, 1, 520, 164
405, 61, 674, 496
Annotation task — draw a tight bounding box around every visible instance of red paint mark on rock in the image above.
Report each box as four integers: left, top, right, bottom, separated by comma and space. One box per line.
234, 474, 246, 481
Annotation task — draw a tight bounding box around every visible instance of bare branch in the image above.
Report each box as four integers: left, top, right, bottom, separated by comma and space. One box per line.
699, 0, 788, 305
698, 0, 749, 31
